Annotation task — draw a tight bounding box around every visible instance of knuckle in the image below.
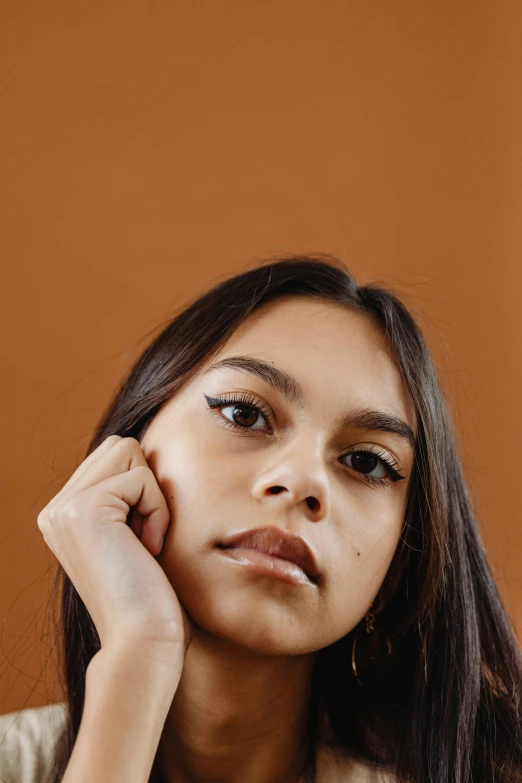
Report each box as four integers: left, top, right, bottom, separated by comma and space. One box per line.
121, 436, 141, 449
104, 434, 122, 446
56, 501, 81, 525
133, 464, 152, 478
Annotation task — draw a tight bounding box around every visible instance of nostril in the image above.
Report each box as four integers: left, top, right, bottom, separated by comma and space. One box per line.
306, 496, 319, 512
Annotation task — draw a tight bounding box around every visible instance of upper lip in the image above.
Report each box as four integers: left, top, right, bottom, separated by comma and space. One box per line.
218, 526, 320, 584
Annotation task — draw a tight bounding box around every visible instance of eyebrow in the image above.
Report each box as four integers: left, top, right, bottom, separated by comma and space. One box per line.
204, 355, 416, 449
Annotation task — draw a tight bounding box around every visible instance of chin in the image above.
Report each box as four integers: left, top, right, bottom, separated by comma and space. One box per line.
197, 607, 322, 656
175, 574, 325, 656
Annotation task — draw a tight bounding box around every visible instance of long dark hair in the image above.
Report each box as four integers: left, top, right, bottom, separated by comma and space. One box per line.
44, 254, 522, 782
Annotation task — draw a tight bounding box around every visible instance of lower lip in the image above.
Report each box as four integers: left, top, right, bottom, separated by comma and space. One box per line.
219, 546, 315, 586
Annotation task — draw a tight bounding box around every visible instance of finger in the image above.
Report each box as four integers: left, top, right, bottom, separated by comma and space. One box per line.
52, 435, 123, 501
61, 437, 149, 498
86, 466, 170, 552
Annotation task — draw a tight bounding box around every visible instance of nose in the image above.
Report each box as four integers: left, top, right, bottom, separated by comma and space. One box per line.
250, 451, 330, 522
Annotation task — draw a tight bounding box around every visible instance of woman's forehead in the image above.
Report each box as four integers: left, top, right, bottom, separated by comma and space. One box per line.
226, 296, 382, 350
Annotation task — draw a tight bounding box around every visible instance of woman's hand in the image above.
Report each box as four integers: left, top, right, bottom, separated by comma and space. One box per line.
37, 435, 194, 663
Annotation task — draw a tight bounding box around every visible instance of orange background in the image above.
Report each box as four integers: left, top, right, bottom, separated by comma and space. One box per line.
1, 1, 521, 714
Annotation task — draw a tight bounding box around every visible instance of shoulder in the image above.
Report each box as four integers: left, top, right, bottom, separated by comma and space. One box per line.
0, 702, 67, 783
316, 742, 397, 783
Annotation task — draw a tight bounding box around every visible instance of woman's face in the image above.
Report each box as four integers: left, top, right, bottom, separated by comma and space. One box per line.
140, 296, 416, 655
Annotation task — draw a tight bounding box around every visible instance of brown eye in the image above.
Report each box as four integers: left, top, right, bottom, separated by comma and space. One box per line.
229, 405, 259, 428
351, 453, 378, 474
219, 403, 269, 432
204, 393, 273, 433
343, 451, 389, 480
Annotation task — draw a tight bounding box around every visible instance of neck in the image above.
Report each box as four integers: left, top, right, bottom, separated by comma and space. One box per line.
157, 629, 318, 783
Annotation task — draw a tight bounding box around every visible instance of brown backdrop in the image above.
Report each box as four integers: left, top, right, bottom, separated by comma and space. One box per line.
2, 1, 521, 714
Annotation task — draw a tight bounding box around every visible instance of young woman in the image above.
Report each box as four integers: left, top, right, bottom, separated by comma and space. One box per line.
1, 254, 521, 782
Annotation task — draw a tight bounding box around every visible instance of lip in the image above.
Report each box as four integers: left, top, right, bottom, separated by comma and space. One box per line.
217, 526, 320, 585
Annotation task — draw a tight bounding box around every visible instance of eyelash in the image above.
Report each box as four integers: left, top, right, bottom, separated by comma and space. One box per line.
204, 392, 406, 488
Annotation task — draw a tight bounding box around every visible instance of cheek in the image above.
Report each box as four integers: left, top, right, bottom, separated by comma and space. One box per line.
158, 431, 260, 546
322, 497, 404, 629
337, 482, 406, 558
350, 508, 403, 568
150, 422, 229, 524
151, 425, 254, 590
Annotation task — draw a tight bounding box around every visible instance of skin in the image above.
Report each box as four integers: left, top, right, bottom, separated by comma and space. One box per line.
139, 295, 417, 783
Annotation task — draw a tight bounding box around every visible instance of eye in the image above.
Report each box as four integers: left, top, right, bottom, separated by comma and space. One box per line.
344, 451, 388, 479
340, 447, 405, 486
204, 393, 273, 433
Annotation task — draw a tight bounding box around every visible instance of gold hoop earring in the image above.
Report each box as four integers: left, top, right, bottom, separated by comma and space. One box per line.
351, 608, 392, 688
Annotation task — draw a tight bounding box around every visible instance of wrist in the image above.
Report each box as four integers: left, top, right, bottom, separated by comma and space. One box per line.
88, 641, 183, 698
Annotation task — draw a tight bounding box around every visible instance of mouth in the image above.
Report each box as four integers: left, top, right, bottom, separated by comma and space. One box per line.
218, 545, 316, 586
216, 526, 320, 587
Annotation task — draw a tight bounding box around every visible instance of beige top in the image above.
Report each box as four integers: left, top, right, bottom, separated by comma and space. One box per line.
0, 702, 67, 783
0, 702, 395, 782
